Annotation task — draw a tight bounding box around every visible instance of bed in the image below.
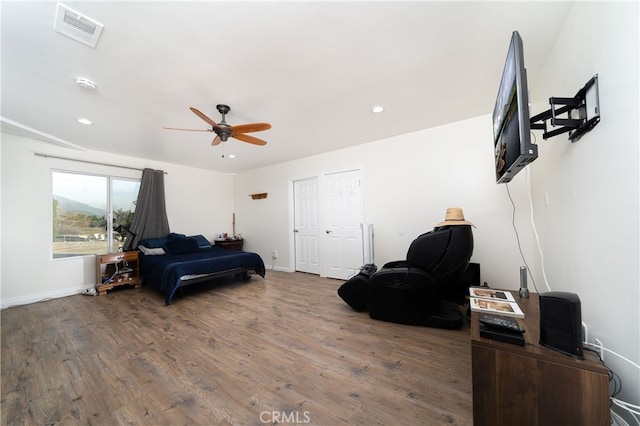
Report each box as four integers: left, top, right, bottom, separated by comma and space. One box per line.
137, 233, 266, 305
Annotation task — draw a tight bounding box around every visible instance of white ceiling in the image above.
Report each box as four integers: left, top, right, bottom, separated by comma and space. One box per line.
1, 1, 574, 174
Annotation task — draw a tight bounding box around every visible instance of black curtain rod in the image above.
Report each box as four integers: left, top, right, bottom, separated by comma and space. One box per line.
34, 153, 167, 174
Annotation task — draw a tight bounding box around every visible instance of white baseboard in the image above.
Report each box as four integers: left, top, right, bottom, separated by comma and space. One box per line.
268, 265, 292, 273
1, 285, 93, 310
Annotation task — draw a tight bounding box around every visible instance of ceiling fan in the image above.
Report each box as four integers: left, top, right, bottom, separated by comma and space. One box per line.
164, 104, 270, 146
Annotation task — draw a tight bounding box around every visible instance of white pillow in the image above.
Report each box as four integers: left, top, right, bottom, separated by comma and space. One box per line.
138, 245, 166, 255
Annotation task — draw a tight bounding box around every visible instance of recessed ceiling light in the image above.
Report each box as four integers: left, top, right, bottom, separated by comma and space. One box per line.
76, 117, 93, 125
75, 77, 96, 90
371, 105, 385, 113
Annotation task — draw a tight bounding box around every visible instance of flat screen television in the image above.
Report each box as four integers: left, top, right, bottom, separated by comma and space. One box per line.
492, 31, 538, 184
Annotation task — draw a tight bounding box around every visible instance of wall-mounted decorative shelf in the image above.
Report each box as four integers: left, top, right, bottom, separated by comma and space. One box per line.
250, 192, 268, 200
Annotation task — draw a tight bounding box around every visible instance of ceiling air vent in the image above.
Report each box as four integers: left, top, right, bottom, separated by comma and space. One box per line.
54, 3, 104, 48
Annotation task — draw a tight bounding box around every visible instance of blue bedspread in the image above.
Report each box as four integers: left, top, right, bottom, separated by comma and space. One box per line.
139, 246, 266, 304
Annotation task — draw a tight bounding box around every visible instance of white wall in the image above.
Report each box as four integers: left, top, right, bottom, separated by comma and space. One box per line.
0, 133, 234, 308
529, 1, 639, 421
234, 2, 639, 419
234, 114, 535, 290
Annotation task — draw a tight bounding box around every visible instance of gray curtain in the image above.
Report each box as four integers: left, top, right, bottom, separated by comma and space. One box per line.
123, 168, 170, 250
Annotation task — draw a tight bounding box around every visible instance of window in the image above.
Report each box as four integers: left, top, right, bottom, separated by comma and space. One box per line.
52, 171, 141, 258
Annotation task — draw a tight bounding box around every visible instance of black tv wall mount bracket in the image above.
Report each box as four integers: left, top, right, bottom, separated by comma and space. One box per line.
530, 74, 600, 142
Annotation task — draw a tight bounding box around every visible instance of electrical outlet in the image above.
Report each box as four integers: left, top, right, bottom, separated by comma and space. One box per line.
595, 338, 604, 361
271, 250, 278, 259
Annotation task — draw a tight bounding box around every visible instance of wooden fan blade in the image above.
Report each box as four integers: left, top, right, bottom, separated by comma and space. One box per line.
190, 107, 221, 129
232, 133, 267, 146
163, 127, 212, 132
230, 122, 271, 134
211, 135, 222, 146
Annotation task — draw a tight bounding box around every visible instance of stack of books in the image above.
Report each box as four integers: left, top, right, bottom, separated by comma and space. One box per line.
469, 287, 524, 318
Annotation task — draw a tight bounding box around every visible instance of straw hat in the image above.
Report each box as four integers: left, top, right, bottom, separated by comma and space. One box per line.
435, 207, 475, 228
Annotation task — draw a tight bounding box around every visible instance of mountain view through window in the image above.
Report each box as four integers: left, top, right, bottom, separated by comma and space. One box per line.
52, 171, 140, 258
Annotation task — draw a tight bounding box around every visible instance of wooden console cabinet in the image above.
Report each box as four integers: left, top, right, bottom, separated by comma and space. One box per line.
471, 293, 609, 426
95, 251, 142, 295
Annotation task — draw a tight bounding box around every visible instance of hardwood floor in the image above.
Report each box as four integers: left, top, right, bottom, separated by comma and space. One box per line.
1, 271, 472, 425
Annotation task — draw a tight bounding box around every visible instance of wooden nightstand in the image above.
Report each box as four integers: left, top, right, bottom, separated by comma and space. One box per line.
214, 239, 244, 251
95, 251, 142, 295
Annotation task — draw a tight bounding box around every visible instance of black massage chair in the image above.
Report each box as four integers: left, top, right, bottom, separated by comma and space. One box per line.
338, 225, 474, 329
